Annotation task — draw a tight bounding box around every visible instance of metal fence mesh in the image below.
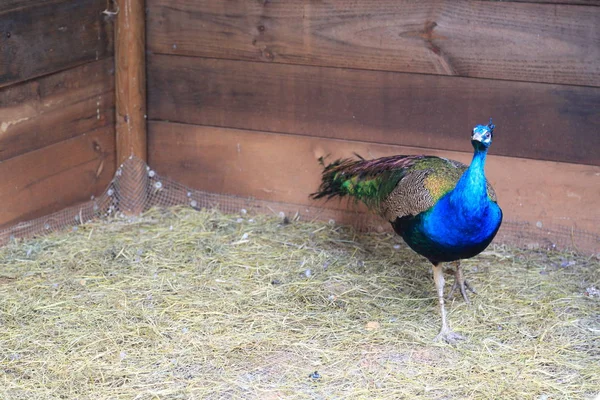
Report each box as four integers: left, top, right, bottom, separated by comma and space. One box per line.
1, 156, 598, 254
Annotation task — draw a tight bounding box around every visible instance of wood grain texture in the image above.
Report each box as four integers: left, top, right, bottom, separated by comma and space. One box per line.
0, 127, 115, 229
146, 0, 600, 86
147, 55, 600, 166
0, 58, 115, 162
481, 0, 600, 4
0, 0, 58, 13
148, 122, 600, 235
0, 0, 114, 88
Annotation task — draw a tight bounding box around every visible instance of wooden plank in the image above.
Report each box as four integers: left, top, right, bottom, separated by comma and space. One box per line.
148, 122, 600, 236
146, 0, 600, 87
0, 0, 114, 88
0, 127, 116, 228
0, 58, 115, 162
147, 55, 600, 166
0, 0, 60, 13
481, 1, 600, 5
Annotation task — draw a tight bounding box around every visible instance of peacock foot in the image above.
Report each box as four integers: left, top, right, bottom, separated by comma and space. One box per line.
434, 326, 465, 344
446, 262, 477, 303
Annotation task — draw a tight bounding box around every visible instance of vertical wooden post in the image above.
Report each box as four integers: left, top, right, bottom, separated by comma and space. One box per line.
114, 0, 147, 214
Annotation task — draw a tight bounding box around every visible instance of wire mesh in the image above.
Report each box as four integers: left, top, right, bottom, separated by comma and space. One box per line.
1, 156, 598, 254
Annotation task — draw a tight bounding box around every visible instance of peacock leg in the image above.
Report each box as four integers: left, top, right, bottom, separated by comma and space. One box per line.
432, 264, 464, 343
446, 261, 477, 303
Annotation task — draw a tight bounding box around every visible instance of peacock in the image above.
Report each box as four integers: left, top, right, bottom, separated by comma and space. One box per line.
311, 119, 502, 342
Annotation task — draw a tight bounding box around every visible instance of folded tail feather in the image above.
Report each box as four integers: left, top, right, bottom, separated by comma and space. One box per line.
311, 155, 423, 210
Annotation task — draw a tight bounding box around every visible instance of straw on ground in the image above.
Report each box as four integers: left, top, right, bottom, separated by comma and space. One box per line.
0, 207, 598, 399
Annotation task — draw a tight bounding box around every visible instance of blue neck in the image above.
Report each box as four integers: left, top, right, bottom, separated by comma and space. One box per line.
450, 147, 488, 207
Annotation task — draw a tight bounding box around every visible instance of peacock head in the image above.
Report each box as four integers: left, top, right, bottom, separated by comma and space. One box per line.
471, 118, 495, 151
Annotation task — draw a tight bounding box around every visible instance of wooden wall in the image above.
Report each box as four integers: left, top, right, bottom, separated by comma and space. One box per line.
147, 0, 600, 238
0, 0, 116, 229
145, 0, 600, 238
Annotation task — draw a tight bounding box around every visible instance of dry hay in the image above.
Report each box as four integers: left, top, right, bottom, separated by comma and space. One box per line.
0, 207, 598, 399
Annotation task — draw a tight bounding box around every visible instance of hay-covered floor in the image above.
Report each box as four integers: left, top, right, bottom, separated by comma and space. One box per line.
0, 207, 598, 399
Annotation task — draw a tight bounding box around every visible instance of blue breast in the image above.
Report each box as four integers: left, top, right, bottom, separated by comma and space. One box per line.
397, 197, 502, 263
391, 143, 502, 263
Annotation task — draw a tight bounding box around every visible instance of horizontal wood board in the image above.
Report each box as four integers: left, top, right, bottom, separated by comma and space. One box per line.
0, 127, 116, 228
147, 55, 600, 166
0, 0, 114, 88
0, 58, 115, 161
6, 0, 596, 14
480, 0, 600, 4
0, 0, 65, 13
147, 0, 600, 87
479, 0, 600, 3
148, 122, 600, 236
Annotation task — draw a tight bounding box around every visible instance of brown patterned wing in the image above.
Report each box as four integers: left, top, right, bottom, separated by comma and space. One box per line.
380, 157, 466, 222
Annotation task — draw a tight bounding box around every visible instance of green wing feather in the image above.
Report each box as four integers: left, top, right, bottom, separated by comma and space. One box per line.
336, 170, 406, 206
